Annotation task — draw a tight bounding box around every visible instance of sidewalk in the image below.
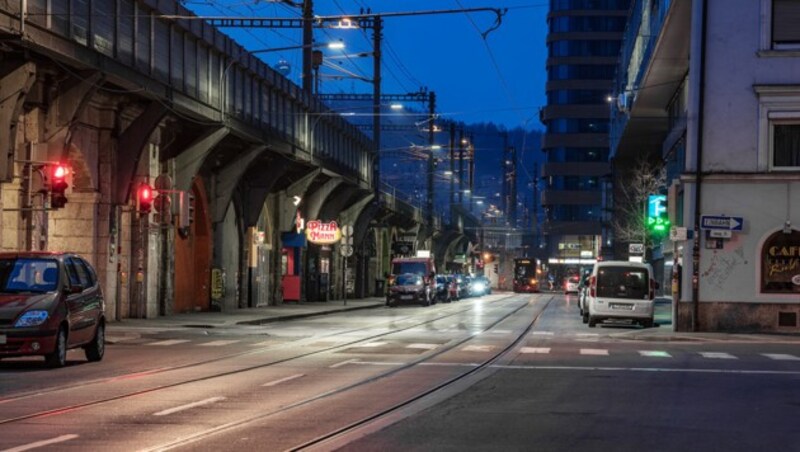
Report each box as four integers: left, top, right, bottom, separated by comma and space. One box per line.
106, 297, 386, 344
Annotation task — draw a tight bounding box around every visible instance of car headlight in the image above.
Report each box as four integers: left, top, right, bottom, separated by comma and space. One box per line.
15, 310, 49, 328
473, 283, 485, 291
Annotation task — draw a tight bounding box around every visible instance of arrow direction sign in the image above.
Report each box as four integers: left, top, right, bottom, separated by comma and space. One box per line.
700, 215, 744, 231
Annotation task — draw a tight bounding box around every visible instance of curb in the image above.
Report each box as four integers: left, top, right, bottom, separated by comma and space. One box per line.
235, 302, 385, 325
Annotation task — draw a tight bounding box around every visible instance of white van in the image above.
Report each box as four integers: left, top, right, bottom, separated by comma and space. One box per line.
585, 261, 657, 328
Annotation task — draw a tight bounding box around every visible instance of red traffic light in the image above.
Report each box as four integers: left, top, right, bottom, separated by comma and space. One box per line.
137, 184, 155, 214
50, 164, 70, 209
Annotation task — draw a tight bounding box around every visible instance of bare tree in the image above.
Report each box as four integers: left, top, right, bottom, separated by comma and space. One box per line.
612, 157, 667, 249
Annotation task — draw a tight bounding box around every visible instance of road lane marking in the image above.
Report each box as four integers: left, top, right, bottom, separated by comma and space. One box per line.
351, 361, 407, 366
488, 329, 512, 335
462, 345, 494, 352
330, 359, 359, 368
575, 333, 599, 337
199, 340, 241, 347
492, 364, 800, 375
580, 349, 609, 356
354, 342, 387, 348
406, 343, 438, 350
531, 331, 554, 336
639, 351, 672, 358
763, 353, 800, 361
153, 397, 225, 416
520, 347, 551, 354
1, 434, 79, 452
148, 340, 191, 346
700, 352, 737, 359
250, 340, 273, 346
262, 374, 305, 387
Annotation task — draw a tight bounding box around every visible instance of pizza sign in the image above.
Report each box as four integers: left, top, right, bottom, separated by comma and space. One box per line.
305, 220, 342, 245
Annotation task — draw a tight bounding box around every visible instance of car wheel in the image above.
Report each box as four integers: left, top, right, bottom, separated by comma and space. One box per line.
641, 319, 654, 328
45, 326, 68, 368
582, 313, 589, 324
588, 316, 597, 328
84, 322, 105, 362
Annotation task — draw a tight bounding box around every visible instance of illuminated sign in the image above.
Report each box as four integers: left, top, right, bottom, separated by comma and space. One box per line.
305, 220, 342, 245
647, 194, 670, 234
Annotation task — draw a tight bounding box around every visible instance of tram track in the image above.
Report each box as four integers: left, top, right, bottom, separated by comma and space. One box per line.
0, 294, 525, 427
140, 294, 556, 452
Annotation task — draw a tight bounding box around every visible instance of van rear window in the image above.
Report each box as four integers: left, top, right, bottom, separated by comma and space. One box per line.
596, 267, 649, 299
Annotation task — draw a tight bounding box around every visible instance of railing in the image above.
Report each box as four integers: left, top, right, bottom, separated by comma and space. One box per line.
0, 0, 373, 185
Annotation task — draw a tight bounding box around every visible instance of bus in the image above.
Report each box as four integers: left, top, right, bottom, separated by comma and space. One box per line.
513, 258, 539, 293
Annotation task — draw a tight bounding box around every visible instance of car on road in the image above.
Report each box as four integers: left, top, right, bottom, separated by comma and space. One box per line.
435, 275, 458, 303
469, 275, 492, 296
564, 275, 580, 294
387, 273, 435, 307
456, 275, 471, 299
0, 252, 106, 367
585, 261, 657, 328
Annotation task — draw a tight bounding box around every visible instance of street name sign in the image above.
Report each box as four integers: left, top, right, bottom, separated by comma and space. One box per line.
701, 215, 743, 231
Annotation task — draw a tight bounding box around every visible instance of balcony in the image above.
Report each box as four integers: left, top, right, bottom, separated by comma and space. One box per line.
610, 0, 692, 161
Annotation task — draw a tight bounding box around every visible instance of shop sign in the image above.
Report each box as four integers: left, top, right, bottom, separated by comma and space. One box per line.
305, 220, 342, 245
761, 230, 800, 293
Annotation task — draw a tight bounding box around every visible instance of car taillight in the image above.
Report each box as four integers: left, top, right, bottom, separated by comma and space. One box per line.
589, 276, 596, 297
649, 279, 655, 300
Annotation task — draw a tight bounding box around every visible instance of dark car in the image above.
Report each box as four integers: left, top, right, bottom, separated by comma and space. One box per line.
387, 273, 434, 307
455, 275, 471, 299
0, 252, 106, 368
435, 275, 458, 303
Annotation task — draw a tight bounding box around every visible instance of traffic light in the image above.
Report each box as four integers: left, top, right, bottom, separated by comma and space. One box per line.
50, 164, 69, 209
136, 183, 154, 214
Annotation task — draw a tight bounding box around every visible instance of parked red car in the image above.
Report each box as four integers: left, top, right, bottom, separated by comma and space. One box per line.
0, 252, 106, 367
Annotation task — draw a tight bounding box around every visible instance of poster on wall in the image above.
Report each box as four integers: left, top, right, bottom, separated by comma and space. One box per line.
761, 230, 800, 293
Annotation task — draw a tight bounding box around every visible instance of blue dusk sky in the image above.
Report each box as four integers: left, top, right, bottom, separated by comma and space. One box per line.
183, 1, 549, 131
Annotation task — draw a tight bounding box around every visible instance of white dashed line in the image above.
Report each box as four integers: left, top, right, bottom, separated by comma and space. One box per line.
762, 353, 800, 361
262, 374, 305, 387
488, 329, 513, 335
1, 434, 79, 452
330, 359, 359, 368
699, 352, 737, 359
580, 349, 609, 356
531, 331, 554, 336
354, 342, 387, 348
639, 351, 672, 358
406, 343, 438, 350
148, 340, 191, 346
520, 347, 551, 354
199, 340, 241, 347
153, 397, 225, 416
462, 345, 494, 352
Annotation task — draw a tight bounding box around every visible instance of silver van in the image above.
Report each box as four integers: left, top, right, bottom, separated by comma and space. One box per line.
585, 261, 656, 328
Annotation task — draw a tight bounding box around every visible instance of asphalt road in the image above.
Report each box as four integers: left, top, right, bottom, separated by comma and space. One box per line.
1, 293, 798, 452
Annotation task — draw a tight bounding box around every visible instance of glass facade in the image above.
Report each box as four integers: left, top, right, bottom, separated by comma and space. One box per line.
543, 0, 630, 270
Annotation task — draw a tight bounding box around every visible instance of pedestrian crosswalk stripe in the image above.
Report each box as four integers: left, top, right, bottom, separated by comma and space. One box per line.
406, 343, 438, 350
489, 330, 513, 335
762, 353, 800, 361
575, 333, 599, 337
463, 345, 493, 352
580, 349, 608, 356
148, 340, 190, 346
199, 340, 241, 347
640, 351, 672, 358
520, 347, 551, 354
700, 352, 737, 359
355, 341, 387, 348
531, 331, 554, 336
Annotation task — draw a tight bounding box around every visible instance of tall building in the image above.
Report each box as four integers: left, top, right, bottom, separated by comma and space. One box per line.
541, 0, 631, 281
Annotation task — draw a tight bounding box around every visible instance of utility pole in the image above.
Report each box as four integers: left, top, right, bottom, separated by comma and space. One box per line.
449, 122, 455, 214
510, 145, 517, 228
468, 135, 475, 212
301, 0, 314, 94
427, 91, 436, 228
372, 16, 382, 196
458, 129, 465, 205
501, 131, 509, 222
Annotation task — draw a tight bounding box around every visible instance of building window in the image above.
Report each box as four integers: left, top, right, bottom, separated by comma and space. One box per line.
771, 121, 800, 167
772, 0, 800, 49
755, 85, 800, 170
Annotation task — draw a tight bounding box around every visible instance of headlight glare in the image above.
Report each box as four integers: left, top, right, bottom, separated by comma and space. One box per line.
15, 310, 50, 328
